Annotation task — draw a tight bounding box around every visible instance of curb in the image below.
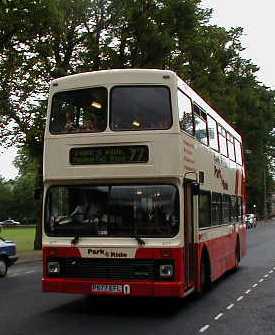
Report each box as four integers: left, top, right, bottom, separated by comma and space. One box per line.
16, 257, 42, 265
16, 251, 42, 265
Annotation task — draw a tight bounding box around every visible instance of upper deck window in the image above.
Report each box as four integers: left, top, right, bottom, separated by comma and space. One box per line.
177, 90, 193, 135
218, 125, 228, 157
234, 139, 243, 165
50, 87, 107, 134
193, 105, 208, 145
110, 86, 172, 131
207, 115, 219, 151
227, 132, 236, 161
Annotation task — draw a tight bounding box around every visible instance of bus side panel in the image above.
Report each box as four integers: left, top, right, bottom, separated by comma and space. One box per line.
196, 228, 247, 288
238, 225, 247, 258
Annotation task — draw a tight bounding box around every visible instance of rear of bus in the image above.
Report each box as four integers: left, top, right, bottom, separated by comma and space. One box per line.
42, 70, 188, 297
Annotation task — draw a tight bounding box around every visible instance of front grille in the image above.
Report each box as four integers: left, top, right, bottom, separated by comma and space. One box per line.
48, 258, 174, 280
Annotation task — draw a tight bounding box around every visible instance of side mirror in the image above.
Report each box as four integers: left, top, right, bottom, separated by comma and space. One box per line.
191, 182, 200, 195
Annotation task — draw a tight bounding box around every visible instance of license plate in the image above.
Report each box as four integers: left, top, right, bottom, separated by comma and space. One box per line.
91, 284, 130, 295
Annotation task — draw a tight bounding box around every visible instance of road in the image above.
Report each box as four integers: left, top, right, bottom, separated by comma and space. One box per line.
1, 219, 275, 335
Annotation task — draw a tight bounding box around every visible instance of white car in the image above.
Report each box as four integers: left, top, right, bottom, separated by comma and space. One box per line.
0, 219, 21, 226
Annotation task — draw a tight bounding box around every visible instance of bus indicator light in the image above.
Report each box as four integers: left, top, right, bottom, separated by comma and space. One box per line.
159, 264, 174, 278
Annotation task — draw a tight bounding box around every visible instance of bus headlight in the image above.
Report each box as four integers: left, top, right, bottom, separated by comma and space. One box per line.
159, 264, 174, 278
48, 261, 60, 275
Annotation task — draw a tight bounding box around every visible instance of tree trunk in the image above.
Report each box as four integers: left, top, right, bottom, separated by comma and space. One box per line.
33, 156, 43, 250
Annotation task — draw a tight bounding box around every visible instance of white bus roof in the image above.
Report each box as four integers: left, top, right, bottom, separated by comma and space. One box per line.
51, 69, 177, 88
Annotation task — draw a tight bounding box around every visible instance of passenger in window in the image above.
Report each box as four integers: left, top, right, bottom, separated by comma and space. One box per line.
64, 111, 76, 131
83, 115, 97, 131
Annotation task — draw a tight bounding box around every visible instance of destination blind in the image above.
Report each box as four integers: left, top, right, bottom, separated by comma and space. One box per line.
70, 145, 149, 165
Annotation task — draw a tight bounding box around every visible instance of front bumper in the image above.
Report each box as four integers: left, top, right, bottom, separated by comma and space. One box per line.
7, 255, 18, 266
42, 277, 185, 297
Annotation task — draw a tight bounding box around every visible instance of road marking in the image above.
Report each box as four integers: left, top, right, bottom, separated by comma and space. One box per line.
199, 325, 210, 333
8, 270, 38, 277
25, 270, 36, 274
226, 303, 234, 310
9, 273, 19, 278
214, 313, 223, 320
198, 265, 274, 333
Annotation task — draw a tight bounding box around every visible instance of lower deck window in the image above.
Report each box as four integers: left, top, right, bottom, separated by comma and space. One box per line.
211, 193, 222, 226
199, 191, 211, 228
45, 184, 179, 238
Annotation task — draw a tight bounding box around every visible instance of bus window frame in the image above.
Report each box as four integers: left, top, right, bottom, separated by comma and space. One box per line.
49, 86, 108, 135
198, 189, 211, 229
177, 88, 194, 136
218, 125, 228, 157
211, 192, 222, 227
44, 182, 181, 239
226, 131, 236, 162
193, 103, 209, 146
207, 114, 219, 152
109, 85, 173, 132
234, 138, 243, 166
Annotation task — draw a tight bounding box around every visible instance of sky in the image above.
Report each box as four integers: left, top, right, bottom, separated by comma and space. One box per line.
0, 0, 274, 180
202, 0, 275, 89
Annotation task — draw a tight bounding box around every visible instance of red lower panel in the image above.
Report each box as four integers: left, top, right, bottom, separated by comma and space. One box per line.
42, 227, 247, 297
42, 278, 185, 297
196, 226, 247, 285
43, 246, 186, 297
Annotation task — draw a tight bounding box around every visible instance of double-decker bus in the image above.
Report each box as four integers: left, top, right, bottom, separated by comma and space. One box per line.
42, 69, 247, 297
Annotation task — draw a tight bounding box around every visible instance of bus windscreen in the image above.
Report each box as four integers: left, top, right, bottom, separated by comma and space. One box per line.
45, 184, 179, 238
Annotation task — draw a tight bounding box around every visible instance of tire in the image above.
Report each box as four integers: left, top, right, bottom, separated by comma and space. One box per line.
200, 252, 212, 293
0, 258, 7, 277
233, 240, 240, 271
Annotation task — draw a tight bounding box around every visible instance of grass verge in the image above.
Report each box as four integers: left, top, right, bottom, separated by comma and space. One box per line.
0, 227, 35, 253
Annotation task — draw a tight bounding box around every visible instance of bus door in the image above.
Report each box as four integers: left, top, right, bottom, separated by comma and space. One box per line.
183, 181, 196, 288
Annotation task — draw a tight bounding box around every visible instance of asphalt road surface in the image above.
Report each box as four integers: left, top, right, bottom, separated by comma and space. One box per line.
1, 219, 275, 335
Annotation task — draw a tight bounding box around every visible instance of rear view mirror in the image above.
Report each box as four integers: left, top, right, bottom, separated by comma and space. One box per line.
191, 182, 200, 195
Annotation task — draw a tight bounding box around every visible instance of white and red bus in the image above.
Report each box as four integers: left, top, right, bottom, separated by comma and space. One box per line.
42, 69, 247, 297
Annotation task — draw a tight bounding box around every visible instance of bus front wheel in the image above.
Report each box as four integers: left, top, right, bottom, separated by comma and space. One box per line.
199, 252, 212, 293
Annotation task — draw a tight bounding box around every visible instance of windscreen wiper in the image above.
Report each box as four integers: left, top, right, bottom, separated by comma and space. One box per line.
135, 236, 145, 246
71, 233, 80, 245
131, 220, 145, 246
131, 235, 145, 246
